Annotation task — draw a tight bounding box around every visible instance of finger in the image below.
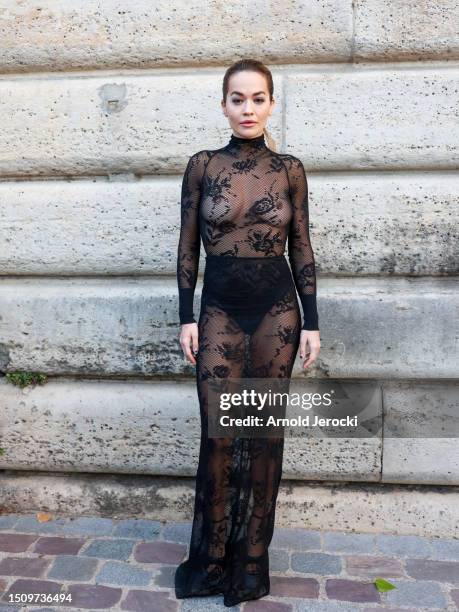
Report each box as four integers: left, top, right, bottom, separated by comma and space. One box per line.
303, 348, 319, 368
192, 331, 199, 357
299, 340, 308, 359
180, 333, 195, 365
183, 342, 196, 365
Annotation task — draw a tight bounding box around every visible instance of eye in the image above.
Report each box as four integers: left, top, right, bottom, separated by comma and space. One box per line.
232, 98, 266, 104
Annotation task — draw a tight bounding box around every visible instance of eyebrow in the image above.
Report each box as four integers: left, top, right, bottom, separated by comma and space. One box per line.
230, 91, 267, 96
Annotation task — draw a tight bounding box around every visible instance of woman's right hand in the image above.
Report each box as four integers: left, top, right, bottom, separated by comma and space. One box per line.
180, 322, 199, 365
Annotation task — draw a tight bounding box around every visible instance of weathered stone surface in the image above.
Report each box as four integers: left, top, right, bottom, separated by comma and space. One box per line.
291, 552, 342, 575
1, 578, 63, 601
1, 378, 457, 483
0, 471, 458, 538
344, 554, 405, 579
0, 1, 456, 75
33, 536, 86, 556
382, 438, 459, 486
0, 533, 37, 553
286, 438, 382, 482
0, 277, 186, 376
270, 575, 320, 598
271, 528, 321, 551
382, 382, 459, 485
0, 379, 381, 481
285, 68, 459, 170
65, 583, 122, 608
325, 578, 380, 603
0, 68, 457, 177
160, 522, 192, 544
0, 277, 456, 377
47, 555, 98, 581
83, 538, 136, 561
384, 382, 459, 438
323, 532, 375, 554
355, 0, 459, 60
404, 558, 459, 584
152, 566, 176, 589
120, 589, 178, 612
430, 538, 459, 561
94, 560, 152, 586
376, 533, 433, 558
384, 578, 447, 608
112, 519, 161, 541
0, 0, 456, 529
241, 601, 292, 612
0, 177, 181, 275
0, 73, 282, 178
0, 172, 456, 275
0, 1, 353, 73
0, 556, 51, 578
450, 588, 459, 608
133, 541, 186, 564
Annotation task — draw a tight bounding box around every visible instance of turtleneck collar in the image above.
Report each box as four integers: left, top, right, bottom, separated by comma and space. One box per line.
227, 131, 266, 150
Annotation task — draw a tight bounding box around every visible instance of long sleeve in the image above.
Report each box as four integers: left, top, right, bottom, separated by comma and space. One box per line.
286, 156, 319, 331
177, 151, 208, 325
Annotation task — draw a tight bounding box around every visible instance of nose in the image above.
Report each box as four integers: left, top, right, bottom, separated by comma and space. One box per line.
242, 100, 255, 114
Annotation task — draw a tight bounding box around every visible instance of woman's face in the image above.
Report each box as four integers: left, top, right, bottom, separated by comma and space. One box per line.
222, 70, 275, 139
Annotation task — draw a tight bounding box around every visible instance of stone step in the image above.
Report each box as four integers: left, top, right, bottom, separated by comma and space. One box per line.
0, 172, 456, 275
0, 473, 457, 539
0, 1, 457, 74
1, 378, 458, 484
0, 277, 457, 377
0, 67, 457, 176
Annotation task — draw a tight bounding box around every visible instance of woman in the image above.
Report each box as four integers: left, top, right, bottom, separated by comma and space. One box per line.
175, 58, 321, 607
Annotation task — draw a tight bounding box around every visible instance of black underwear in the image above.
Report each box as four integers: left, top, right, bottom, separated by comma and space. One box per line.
200, 255, 297, 335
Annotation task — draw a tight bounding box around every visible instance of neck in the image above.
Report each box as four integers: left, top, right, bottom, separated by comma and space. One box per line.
228, 131, 266, 149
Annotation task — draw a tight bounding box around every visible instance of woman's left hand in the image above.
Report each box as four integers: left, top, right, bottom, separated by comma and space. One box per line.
299, 330, 320, 369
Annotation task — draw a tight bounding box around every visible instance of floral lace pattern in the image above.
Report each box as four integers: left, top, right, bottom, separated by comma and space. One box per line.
175, 133, 319, 606
177, 132, 319, 330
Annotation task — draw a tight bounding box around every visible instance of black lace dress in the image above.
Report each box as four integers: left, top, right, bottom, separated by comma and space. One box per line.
175, 132, 319, 607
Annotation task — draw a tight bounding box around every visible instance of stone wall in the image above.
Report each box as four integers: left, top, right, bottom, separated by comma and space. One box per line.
0, 1, 458, 522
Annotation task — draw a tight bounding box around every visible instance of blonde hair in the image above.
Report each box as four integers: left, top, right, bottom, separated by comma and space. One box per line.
263, 126, 277, 152
223, 58, 277, 152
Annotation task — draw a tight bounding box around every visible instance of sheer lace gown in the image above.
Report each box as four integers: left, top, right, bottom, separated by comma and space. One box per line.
175, 132, 319, 607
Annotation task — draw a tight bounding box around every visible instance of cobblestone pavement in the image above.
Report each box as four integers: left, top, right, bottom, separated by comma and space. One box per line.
0, 513, 457, 611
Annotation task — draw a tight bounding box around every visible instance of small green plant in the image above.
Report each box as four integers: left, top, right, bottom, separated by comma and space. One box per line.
5, 371, 47, 388
374, 577, 396, 592
0, 448, 4, 455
